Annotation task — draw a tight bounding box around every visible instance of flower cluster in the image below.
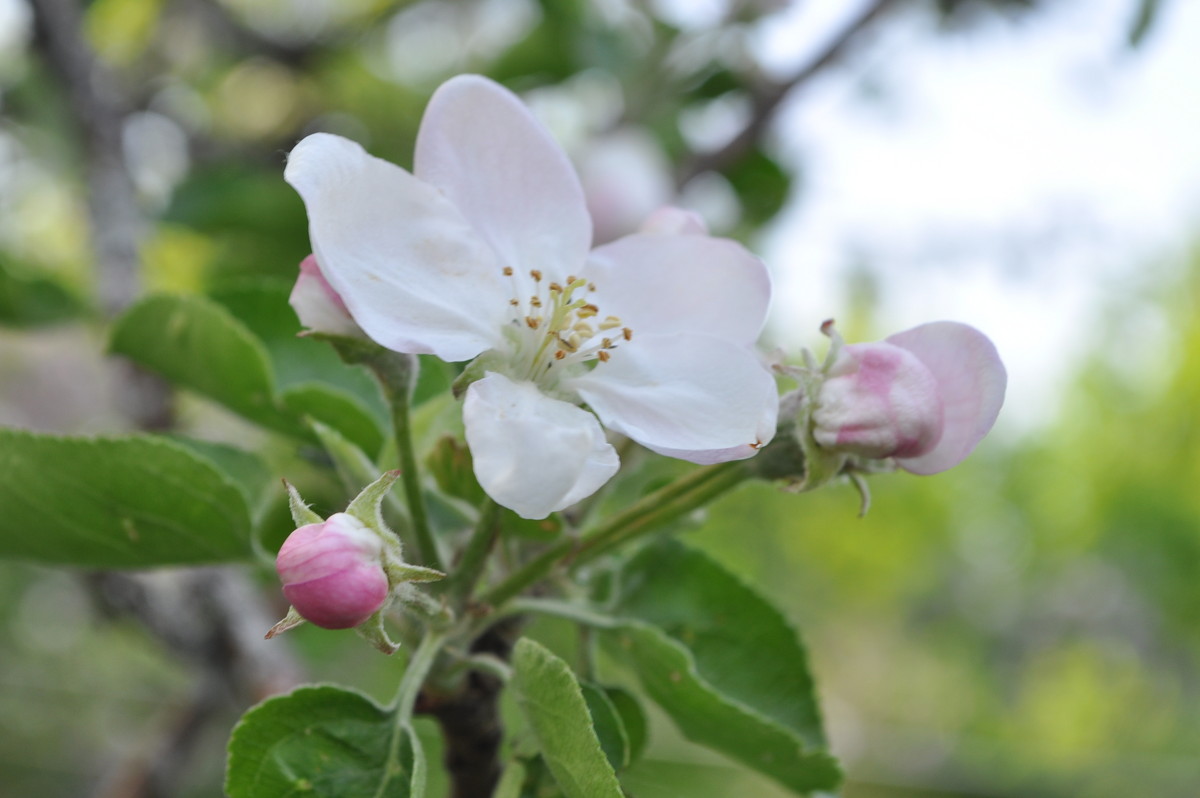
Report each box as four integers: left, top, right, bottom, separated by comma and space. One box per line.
284, 74, 1007, 519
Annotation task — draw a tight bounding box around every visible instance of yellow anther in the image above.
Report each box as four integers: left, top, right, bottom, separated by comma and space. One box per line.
588, 283, 597, 292
601, 337, 613, 349
622, 327, 633, 341
573, 321, 595, 336
502, 266, 514, 276
554, 350, 566, 360
567, 332, 583, 349
548, 282, 563, 294
530, 269, 543, 282
597, 350, 610, 362
577, 304, 599, 319
599, 316, 622, 330
509, 298, 519, 306
530, 296, 543, 308
525, 316, 541, 329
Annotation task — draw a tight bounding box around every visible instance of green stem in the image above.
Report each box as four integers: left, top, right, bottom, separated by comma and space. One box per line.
391, 629, 447, 720
573, 460, 751, 564
389, 391, 442, 571
480, 461, 753, 607
445, 499, 500, 607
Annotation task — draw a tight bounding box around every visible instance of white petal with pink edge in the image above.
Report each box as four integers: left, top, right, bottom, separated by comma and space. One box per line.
570, 332, 778, 458
583, 232, 770, 347
887, 321, 1007, 475
463, 372, 619, 519
415, 75, 592, 286
285, 132, 508, 362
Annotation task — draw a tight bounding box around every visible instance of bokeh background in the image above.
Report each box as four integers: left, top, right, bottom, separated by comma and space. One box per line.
1, 0, 1198, 796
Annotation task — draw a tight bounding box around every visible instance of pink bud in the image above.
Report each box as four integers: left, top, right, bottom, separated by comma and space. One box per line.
288, 254, 363, 337
275, 513, 389, 629
814, 342, 944, 460
814, 322, 1006, 474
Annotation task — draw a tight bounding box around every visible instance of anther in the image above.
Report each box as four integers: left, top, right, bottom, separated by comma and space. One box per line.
530, 296, 543, 308
509, 298, 519, 306
597, 350, 611, 362
502, 266, 513, 276
548, 282, 563, 294
554, 350, 566, 360
600, 316, 621, 330
622, 327, 633, 341
530, 269, 543, 282
525, 316, 541, 329
601, 337, 613, 349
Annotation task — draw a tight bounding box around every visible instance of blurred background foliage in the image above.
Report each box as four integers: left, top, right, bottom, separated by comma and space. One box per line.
0, 0, 1196, 796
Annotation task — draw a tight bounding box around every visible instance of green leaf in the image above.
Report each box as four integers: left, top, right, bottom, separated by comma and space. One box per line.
0, 258, 87, 328
511, 638, 623, 798
282, 383, 383, 457
110, 293, 299, 436
611, 623, 840, 794
163, 435, 272, 518
580, 682, 630, 772
493, 760, 527, 798
602, 686, 648, 765
212, 279, 388, 454
226, 684, 424, 798
609, 539, 840, 793
0, 428, 253, 566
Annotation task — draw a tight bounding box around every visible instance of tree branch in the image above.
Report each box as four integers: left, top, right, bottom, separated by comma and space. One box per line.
677, 0, 898, 185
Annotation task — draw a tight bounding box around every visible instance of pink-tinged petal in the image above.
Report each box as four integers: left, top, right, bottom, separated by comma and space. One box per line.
415, 75, 592, 284
463, 373, 619, 519
887, 321, 1007, 475
285, 132, 507, 362
583, 233, 770, 347
639, 206, 709, 236
570, 332, 778, 460
276, 513, 389, 629
289, 255, 363, 337
813, 342, 944, 460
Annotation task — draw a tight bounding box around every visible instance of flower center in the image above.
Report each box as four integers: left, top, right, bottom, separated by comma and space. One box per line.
501, 266, 633, 384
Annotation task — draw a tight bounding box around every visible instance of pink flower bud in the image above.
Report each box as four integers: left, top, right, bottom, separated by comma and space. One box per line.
814, 342, 944, 460
813, 321, 1006, 474
288, 254, 363, 337
275, 512, 389, 629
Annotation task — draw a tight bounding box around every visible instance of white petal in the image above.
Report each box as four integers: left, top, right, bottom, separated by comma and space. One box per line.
463, 373, 619, 519
583, 233, 770, 347
285, 132, 507, 362
415, 75, 592, 284
888, 322, 1007, 475
639, 205, 709, 235
570, 333, 778, 460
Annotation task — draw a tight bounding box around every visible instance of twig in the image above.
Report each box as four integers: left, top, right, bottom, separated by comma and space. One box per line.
677, 0, 898, 185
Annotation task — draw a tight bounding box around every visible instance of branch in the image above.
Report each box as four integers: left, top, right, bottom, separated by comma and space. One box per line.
677, 0, 898, 185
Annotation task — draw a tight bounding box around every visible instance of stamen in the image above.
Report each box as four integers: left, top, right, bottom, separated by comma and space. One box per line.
548, 282, 563, 294
509, 298, 519, 306
597, 350, 610, 362
577, 304, 599, 319
601, 337, 613, 349
554, 350, 566, 360
530, 296, 542, 308
622, 327, 633, 341
502, 266, 513, 276
530, 269, 542, 282
525, 316, 541, 329
599, 316, 621, 331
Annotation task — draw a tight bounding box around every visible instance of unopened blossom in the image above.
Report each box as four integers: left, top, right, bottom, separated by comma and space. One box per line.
288, 254, 363, 338
812, 321, 1006, 474
285, 75, 778, 519
275, 513, 389, 629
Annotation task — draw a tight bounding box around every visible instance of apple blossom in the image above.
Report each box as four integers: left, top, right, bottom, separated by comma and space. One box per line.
275, 512, 389, 629
812, 321, 1006, 474
284, 75, 778, 519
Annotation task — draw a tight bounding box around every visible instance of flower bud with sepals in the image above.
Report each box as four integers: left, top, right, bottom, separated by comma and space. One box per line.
267, 472, 446, 654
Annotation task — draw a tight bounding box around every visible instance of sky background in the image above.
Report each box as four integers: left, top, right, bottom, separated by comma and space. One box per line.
759, 0, 1200, 434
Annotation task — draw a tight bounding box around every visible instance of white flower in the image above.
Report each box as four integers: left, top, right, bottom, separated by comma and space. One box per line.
285, 75, 777, 519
